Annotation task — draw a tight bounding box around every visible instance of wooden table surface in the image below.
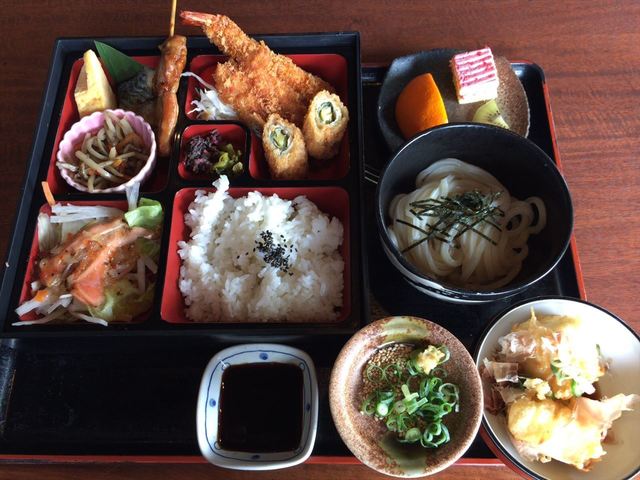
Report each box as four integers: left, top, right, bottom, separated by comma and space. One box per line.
1, 0, 639, 478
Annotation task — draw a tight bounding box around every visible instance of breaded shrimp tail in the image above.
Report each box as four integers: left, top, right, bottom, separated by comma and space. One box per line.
180, 11, 259, 61
180, 11, 335, 132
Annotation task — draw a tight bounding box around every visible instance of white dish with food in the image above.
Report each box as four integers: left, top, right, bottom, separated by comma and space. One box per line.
475, 297, 640, 480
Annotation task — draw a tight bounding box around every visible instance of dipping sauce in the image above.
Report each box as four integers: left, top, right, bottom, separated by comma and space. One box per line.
218, 362, 303, 452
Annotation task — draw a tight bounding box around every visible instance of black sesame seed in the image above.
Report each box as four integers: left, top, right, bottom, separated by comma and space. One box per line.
254, 229, 294, 274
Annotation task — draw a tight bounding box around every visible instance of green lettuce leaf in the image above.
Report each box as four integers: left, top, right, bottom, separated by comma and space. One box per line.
88, 279, 155, 322
136, 237, 160, 259
125, 198, 163, 230
94, 41, 144, 85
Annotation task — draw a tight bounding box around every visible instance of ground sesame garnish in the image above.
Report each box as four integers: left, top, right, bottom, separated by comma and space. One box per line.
362, 343, 414, 399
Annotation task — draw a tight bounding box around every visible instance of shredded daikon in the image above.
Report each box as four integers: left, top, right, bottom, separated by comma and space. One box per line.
12, 307, 66, 326
141, 255, 158, 274
15, 297, 47, 317
69, 312, 109, 327
45, 294, 73, 315
181, 71, 216, 90
37, 212, 58, 253
182, 73, 237, 121
137, 258, 145, 293
50, 204, 123, 223
126, 182, 140, 212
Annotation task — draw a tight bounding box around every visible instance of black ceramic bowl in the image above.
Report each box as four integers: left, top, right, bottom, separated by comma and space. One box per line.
375, 123, 573, 303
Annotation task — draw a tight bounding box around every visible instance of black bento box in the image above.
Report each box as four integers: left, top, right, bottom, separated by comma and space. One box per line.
0, 33, 368, 338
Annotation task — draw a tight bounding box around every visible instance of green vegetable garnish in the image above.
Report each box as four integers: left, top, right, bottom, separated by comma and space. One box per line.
270, 126, 291, 153
212, 144, 243, 176
136, 237, 160, 258
550, 358, 571, 382
94, 41, 144, 85
317, 102, 337, 125
551, 359, 587, 397
361, 346, 459, 449
88, 279, 155, 322
570, 379, 583, 397
124, 198, 163, 230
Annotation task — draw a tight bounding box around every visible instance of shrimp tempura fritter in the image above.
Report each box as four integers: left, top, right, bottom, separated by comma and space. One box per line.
180, 11, 334, 132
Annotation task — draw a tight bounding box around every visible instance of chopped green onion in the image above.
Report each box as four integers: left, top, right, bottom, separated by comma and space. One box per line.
366, 364, 385, 384
386, 416, 398, 432
384, 363, 401, 382
437, 345, 451, 363
402, 427, 422, 443
361, 345, 460, 450
376, 402, 390, 417
360, 393, 376, 415
393, 400, 407, 414
571, 379, 583, 397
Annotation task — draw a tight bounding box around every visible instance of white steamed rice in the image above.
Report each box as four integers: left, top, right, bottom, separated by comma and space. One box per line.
178, 176, 344, 322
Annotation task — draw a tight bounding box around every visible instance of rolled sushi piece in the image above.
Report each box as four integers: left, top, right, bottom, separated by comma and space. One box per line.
262, 113, 308, 180
302, 90, 349, 161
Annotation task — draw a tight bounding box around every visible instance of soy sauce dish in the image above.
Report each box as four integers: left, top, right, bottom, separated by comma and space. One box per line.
375, 123, 573, 303
196, 344, 318, 470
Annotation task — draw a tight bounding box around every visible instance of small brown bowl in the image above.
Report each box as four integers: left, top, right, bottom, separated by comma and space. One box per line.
329, 316, 482, 477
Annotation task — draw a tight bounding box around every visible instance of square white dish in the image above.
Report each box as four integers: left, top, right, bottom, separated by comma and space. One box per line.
196, 343, 318, 470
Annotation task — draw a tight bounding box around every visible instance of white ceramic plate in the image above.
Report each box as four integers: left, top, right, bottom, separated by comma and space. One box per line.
475, 297, 640, 480
196, 343, 318, 470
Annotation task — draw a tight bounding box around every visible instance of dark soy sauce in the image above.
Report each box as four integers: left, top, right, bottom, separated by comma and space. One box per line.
218, 362, 303, 452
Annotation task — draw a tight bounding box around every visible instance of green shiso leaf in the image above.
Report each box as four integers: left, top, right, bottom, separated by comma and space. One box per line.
94, 41, 144, 85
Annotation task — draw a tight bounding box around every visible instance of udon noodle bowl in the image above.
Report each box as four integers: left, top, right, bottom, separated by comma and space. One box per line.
388, 158, 546, 290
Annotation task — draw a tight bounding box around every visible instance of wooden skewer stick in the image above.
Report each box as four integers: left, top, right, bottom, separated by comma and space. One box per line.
169, 0, 178, 37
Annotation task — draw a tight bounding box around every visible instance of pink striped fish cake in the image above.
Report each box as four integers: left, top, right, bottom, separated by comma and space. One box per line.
450, 48, 500, 104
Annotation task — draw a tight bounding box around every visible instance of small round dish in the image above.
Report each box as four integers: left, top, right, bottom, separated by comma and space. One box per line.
56, 109, 156, 193
375, 123, 573, 303
329, 316, 482, 477
378, 49, 530, 152
196, 343, 318, 471
475, 297, 640, 480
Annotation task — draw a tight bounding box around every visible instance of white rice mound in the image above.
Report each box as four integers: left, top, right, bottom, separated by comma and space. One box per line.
178, 176, 345, 322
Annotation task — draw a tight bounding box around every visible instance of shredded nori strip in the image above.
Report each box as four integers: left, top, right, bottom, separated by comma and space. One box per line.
398, 190, 505, 253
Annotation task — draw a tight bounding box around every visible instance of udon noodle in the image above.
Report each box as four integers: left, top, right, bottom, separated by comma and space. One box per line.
388, 158, 546, 290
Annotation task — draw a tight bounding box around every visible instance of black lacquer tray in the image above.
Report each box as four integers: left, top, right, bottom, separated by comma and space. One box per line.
0, 36, 583, 463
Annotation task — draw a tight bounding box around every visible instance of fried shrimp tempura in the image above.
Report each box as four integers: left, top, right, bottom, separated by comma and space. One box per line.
180, 11, 334, 132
